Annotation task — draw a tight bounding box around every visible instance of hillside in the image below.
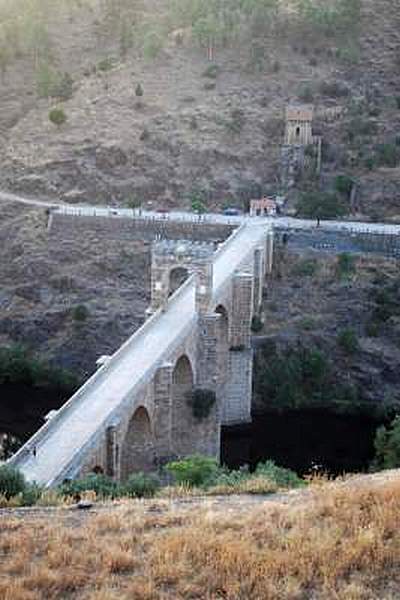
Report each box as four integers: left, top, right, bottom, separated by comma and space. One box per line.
0, 0, 399, 218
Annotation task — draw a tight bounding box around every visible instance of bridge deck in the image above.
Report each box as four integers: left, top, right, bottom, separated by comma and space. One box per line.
10, 224, 267, 486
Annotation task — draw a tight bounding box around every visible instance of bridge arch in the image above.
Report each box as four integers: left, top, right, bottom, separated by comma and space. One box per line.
120, 406, 155, 479
168, 266, 190, 297
171, 354, 195, 457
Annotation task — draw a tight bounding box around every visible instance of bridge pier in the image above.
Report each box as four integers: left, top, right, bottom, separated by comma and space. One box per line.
153, 363, 174, 466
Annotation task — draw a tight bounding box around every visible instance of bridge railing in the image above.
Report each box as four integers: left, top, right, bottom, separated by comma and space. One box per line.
41, 275, 199, 486
8, 274, 197, 470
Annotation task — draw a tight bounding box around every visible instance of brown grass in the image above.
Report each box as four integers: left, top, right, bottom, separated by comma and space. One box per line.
0, 478, 400, 599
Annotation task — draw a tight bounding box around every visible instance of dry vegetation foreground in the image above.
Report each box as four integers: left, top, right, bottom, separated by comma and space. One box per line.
1, 472, 400, 600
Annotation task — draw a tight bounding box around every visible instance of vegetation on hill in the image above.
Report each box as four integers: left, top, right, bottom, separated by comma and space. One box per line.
0, 0, 398, 217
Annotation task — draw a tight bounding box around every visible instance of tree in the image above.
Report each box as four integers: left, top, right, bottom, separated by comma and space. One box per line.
49, 107, 67, 127
296, 191, 347, 224
372, 416, 400, 470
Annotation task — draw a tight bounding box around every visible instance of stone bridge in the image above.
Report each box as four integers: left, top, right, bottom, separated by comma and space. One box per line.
8, 223, 273, 486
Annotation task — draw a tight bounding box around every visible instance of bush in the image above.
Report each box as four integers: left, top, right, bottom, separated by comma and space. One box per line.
0, 465, 26, 500
336, 253, 356, 277
298, 83, 314, 103
296, 191, 347, 221
72, 304, 89, 322
186, 388, 216, 419
334, 174, 354, 198
22, 483, 43, 506
135, 83, 143, 97
337, 328, 359, 354
123, 472, 160, 498
251, 315, 264, 333
49, 107, 67, 127
97, 57, 115, 72
202, 64, 220, 79
60, 474, 118, 499
166, 455, 219, 487
255, 460, 305, 488
319, 80, 349, 98
372, 416, 400, 470
291, 258, 318, 277
375, 143, 400, 168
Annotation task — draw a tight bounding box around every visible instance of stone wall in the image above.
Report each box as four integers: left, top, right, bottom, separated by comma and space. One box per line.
49, 213, 234, 243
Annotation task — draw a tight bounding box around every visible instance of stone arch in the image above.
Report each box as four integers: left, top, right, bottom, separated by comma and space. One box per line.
120, 406, 155, 479
171, 354, 195, 457
168, 266, 190, 297
215, 304, 230, 389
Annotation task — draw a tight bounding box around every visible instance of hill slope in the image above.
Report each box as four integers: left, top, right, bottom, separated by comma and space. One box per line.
0, 0, 399, 218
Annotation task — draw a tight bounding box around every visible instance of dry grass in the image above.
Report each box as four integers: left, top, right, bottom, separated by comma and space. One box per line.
0, 476, 400, 599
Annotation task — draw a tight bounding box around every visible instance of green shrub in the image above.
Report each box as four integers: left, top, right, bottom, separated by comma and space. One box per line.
255, 460, 305, 488
375, 143, 400, 168
123, 472, 160, 498
336, 253, 356, 277
346, 117, 378, 141
298, 83, 314, 103
135, 83, 143, 97
0, 345, 78, 390
186, 388, 216, 420
202, 64, 220, 79
72, 304, 89, 322
0, 465, 26, 500
291, 258, 318, 277
97, 57, 115, 72
365, 320, 380, 337
60, 474, 118, 499
319, 80, 349, 98
166, 455, 219, 487
372, 416, 400, 470
337, 328, 359, 353
21, 483, 43, 506
49, 107, 67, 127
334, 174, 354, 198
251, 315, 264, 333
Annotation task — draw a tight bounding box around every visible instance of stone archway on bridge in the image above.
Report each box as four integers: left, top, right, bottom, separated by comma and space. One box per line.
171, 354, 195, 457
168, 266, 190, 297
215, 304, 230, 391
120, 406, 155, 479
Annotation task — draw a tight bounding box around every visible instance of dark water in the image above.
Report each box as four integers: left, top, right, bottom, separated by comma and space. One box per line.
0, 383, 75, 444
221, 409, 385, 476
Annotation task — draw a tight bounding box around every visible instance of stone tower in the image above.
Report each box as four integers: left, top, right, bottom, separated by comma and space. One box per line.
284, 105, 314, 146
147, 239, 215, 315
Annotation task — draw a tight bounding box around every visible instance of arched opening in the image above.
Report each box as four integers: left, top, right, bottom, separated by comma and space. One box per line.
296, 125, 300, 138
121, 406, 154, 479
169, 266, 189, 297
215, 304, 230, 389
92, 465, 104, 475
171, 355, 194, 457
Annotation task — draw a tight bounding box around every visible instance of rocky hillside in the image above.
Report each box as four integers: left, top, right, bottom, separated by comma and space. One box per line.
254, 245, 400, 414
0, 0, 399, 218
0, 201, 150, 376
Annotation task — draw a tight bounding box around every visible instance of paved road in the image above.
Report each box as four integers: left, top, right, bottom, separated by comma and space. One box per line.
1, 189, 400, 236
9, 223, 267, 486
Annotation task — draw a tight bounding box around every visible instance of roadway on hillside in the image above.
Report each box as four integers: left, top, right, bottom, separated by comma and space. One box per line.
1, 189, 400, 235
9, 223, 267, 486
